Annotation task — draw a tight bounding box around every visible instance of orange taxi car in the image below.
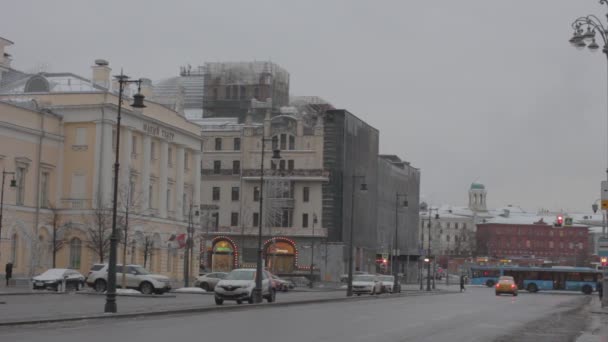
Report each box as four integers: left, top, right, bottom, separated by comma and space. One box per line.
495, 276, 518, 296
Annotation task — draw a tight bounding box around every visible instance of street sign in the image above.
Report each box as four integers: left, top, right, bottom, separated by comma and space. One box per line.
382, 253, 389, 260
599, 237, 608, 257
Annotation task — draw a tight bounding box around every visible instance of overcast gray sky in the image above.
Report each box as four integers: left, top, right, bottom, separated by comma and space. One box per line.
2, 0, 606, 212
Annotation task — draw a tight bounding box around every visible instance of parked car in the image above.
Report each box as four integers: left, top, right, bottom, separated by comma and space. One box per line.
270, 274, 295, 292
193, 272, 227, 291
495, 276, 518, 296
340, 271, 369, 283
32, 269, 85, 292
352, 274, 383, 295
214, 268, 275, 305
86, 264, 171, 295
377, 275, 397, 293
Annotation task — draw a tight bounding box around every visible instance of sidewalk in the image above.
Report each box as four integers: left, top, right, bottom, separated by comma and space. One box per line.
576, 297, 608, 341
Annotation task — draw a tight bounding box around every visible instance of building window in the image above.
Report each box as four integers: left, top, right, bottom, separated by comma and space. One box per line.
231, 212, 239, 226
214, 161, 221, 174
303, 187, 310, 202
232, 160, 240, 175
272, 136, 279, 150
132, 136, 137, 156
184, 151, 189, 169
69, 238, 82, 269
253, 213, 259, 227
151, 141, 156, 159
11, 234, 17, 266
254, 187, 260, 201
271, 161, 277, 170
234, 138, 241, 151
40, 171, 50, 208
280, 134, 287, 150
213, 87, 218, 100
281, 209, 291, 227
168, 147, 173, 167
15, 167, 26, 205
279, 160, 286, 171
289, 135, 295, 150
463, 223, 467, 229
212, 187, 220, 201
225, 86, 231, 99
454, 223, 459, 229
215, 138, 222, 151
231, 187, 240, 201
75, 127, 87, 145
212, 212, 219, 230
149, 184, 154, 208
302, 213, 309, 228
447, 222, 451, 229
288, 160, 294, 171
166, 189, 171, 212
231, 85, 238, 99
239, 86, 246, 100
447, 235, 450, 242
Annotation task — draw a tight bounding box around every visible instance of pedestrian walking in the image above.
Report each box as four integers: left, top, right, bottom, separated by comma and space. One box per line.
460, 274, 466, 292
5, 262, 13, 287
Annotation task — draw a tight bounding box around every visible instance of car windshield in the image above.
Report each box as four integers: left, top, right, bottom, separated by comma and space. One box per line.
132, 266, 150, 275
379, 276, 394, 282
226, 270, 255, 280
353, 275, 376, 282
89, 264, 104, 271
38, 269, 67, 278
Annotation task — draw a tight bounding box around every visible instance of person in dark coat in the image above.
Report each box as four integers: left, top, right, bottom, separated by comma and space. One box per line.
460, 274, 466, 292
5, 262, 13, 287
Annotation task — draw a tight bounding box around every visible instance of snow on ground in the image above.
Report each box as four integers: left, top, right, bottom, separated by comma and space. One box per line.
116, 289, 142, 295
173, 287, 206, 293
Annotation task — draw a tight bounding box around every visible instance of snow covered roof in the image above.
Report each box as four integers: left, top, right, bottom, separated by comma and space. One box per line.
482, 215, 587, 227
0, 72, 106, 94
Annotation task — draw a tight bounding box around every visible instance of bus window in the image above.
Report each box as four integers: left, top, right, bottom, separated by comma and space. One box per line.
539, 272, 553, 281
566, 272, 581, 281
581, 273, 595, 282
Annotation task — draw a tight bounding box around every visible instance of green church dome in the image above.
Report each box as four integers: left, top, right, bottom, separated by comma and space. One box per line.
470, 183, 485, 190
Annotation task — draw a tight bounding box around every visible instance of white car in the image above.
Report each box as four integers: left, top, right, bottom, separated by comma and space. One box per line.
214, 269, 275, 305
377, 275, 396, 293
352, 274, 383, 295
86, 264, 171, 295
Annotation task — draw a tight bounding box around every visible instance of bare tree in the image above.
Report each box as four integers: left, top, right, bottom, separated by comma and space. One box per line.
116, 180, 145, 288
84, 204, 112, 263
47, 203, 65, 268
141, 234, 155, 269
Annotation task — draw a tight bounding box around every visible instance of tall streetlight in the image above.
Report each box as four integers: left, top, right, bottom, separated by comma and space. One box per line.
393, 193, 408, 293
309, 213, 318, 288
422, 208, 439, 291
184, 204, 199, 287
569, 1, 608, 308
346, 175, 367, 297
0, 170, 16, 261
253, 137, 281, 303
593, 199, 608, 307
104, 74, 146, 314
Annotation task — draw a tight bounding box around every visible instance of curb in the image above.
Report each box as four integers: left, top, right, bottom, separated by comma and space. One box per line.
0, 291, 66, 296
75, 292, 177, 299
0, 290, 453, 327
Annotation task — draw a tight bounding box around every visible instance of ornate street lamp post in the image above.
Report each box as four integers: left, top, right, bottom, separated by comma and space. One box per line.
569, 1, 608, 308
104, 73, 146, 313
253, 137, 281, 303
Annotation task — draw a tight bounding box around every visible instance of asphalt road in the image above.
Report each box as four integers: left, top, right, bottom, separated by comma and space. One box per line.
0, 287, 591, 342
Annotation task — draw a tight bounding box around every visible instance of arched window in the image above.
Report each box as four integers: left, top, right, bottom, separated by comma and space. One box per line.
69, 238, 82, 269
24, 75, 50, 93
11, 234, 18, 266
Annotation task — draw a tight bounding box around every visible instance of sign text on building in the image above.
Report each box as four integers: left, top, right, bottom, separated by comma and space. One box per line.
143, 123, 174, 141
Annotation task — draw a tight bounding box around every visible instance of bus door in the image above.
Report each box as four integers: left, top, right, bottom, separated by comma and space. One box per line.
554, 272, 566, 290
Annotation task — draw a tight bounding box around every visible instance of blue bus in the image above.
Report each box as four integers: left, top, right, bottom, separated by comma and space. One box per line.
470, 265, 601, 294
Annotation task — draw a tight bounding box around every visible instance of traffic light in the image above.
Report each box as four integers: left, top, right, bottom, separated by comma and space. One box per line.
555, 215, 563, 227
601, 257, 608, 267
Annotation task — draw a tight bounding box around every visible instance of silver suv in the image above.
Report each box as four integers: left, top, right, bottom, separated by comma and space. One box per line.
214, 269, 275, 305
86, 264, 171, 295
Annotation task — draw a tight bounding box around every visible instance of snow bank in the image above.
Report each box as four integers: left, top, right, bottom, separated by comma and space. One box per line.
116, 289, 142, 295
174, 287, 207, 293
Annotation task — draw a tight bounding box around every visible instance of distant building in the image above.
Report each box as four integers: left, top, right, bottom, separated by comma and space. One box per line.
476, 217, 590, 266
202, 61, 290, 122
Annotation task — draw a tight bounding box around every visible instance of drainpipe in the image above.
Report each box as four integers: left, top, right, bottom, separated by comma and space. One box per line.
31, 108, 45, 276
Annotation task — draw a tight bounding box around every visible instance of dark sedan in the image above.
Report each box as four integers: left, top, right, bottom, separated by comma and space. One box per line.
32, 269, 85, 291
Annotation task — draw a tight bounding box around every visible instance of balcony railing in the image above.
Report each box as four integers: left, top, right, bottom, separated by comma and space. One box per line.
202, 169, 240, 176
214, 225, 328, 237
242, 169, 329, 178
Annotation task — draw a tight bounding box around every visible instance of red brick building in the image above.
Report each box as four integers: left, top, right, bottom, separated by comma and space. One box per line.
476, 217, 589, 266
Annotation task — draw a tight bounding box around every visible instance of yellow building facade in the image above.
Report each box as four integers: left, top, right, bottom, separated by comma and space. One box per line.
0, 56, 202, 281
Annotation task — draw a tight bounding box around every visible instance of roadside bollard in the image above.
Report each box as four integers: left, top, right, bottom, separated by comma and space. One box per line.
61, 276, 67, 293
